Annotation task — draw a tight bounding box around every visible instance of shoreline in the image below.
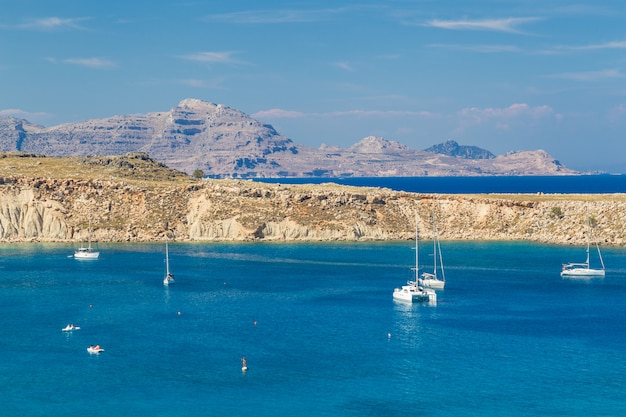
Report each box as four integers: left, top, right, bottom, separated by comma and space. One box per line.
0, 174, 624, 246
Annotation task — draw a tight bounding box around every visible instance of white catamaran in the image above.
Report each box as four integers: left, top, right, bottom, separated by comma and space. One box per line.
393, 214, 437, 304
561, 216, 605, 277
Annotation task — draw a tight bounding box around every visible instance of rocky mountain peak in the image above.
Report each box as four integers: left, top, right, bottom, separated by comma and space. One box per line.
177, 98, 218, 110
348, 136, 409, 153
424, 140, 495, 159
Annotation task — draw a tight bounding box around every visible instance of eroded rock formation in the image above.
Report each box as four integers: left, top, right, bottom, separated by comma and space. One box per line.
0, 175, 623, 246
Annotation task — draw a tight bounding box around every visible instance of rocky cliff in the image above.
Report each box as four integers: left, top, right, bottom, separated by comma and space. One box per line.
0, 99, 578, 177
0, 154, 621, 246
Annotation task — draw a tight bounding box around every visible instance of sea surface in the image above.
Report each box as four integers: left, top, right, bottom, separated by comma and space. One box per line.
254, 174, 626, 194
2, 241, 625, 416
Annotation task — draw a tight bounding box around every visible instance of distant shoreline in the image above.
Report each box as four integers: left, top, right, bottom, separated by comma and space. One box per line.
253, 174, 626, 195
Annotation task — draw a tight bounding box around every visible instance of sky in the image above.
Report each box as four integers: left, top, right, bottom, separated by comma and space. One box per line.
1, 1, 626, 173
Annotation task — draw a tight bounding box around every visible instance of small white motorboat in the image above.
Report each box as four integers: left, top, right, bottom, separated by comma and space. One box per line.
62, 324, 80, 332
87, 345, 105, 354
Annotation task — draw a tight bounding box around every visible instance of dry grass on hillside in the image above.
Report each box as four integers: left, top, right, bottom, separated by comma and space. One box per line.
0, 152, 193, 185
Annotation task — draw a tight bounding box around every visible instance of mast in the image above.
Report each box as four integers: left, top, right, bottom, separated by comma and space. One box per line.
165, 239, 170, 276
434, 212, 446, 282
588, 216, 606, 271
432, 213, 437, 277
585, 216, 591, 269
415, 212, 419, 282
87, 219, 92, 250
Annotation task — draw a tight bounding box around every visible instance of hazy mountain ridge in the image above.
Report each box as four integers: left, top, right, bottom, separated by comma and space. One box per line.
0, 99, 578, 177
424, 139, 495, 159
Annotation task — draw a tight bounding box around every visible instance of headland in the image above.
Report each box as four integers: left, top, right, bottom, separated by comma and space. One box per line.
0, 152, 622, 246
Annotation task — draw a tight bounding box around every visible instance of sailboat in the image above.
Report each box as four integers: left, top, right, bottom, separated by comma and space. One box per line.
74, 220, 99, 259
419, 212, 446, 289
393, 213, 437, 304
561, 216, 605, 277
163, 239, 175, 286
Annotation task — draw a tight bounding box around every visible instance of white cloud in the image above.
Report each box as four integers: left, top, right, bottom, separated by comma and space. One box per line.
457, 103, 554, 130
16, 17, 89, 31
324, 109, 439, 118
253, 109, 305, 119
62, 58, 116, 69
425, 17, 541, 34
587, 41, 626, 50
179, 51, 243, 64
548, 69, 623, 81
253, 108, 440, 119
608, 104, 626, 123
427, 43, 521, 53
334, 61, 355, 72
564, 41, 626, 51
204, 8, 352, 24
176, 78, 225, 88
0, 108, 49, 118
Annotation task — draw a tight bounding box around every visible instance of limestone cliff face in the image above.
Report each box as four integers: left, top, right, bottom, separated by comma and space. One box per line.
0, 186, 69, 240
0, 176, 624, 246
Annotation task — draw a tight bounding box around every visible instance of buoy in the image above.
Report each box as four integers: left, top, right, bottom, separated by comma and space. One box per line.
388, 333, 391, 338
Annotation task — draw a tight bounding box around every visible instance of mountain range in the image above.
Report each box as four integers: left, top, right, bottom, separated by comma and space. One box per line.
0, 98, 577, 177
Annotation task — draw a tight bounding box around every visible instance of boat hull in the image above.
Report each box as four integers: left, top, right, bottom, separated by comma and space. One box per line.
393, 286, 436, 303
62, 326, 80, 332
561, 268, 605, 277
420, 277, 445, 289
74, 249, 99, 259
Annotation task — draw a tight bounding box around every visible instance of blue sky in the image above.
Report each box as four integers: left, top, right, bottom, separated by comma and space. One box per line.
1, 1, 625, 173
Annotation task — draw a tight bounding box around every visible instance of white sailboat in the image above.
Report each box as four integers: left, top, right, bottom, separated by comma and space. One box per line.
163, 239, 175, 286
419, 212, 446, 289
561, 216, 605, 277
393, 214, 437, 304
74, 221, 99, 259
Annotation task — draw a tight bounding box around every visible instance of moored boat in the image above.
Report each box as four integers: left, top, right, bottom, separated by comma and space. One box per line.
393, 213, 437, 304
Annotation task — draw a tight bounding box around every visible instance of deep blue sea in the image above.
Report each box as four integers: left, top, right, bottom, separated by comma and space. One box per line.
2, 241, 625, 416
254, 175, 626, 194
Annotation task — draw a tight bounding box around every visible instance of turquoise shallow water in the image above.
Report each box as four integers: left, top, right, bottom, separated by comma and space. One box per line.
1, 241, 625, 416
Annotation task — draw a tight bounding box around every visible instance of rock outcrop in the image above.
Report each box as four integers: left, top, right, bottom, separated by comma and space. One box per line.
0, 174, 623, 246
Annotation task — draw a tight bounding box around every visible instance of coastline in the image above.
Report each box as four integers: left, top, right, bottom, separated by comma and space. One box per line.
0, 175, 623, 246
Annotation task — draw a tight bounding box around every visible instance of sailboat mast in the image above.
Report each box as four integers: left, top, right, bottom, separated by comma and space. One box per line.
585, 216, 591, 268
87, 219, 92, 250
432, 213, 437, 277
415, 213, 419, 282
165, 240, 170, 275
588, 216, 606, 270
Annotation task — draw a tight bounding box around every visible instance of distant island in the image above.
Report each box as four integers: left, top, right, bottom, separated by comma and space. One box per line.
0, 98, 579, 177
